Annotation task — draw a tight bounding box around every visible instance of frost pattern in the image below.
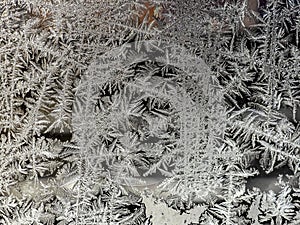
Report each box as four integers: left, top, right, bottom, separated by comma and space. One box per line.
1, 0, 300, 225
